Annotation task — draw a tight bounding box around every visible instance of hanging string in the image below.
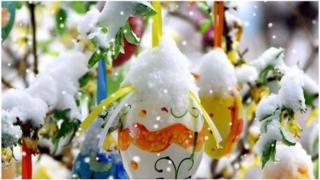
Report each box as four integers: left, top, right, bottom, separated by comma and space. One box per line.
152, 1, 163, 47
22, 141, 32, 179
97, 59, 107, 103
213, 1, 224, 48
189, 91, 222, 148
80, 86, 135, 130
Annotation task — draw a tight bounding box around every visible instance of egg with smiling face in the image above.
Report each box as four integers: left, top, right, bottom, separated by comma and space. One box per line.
117, 38, 206, 178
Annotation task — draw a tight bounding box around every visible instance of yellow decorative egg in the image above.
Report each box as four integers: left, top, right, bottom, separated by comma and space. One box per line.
201, 94, 243, 158
197, 48, 243, 159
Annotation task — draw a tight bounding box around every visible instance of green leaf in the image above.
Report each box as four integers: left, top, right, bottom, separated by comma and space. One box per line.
52, 120, 79, 145
70, 2, 88, 14
79, 72, 93, 87
197, 2, 211, 19
262, 140, 277, 168
123, 22, 140, 45
314, 159, 319, 179
88, 47, 109, 68
133, 2, 156, 16
112, 30, 124, 59
257, 65, 274, 85
56, 8, 67, 35
280, 128, 296, 146
107, 67, 126, 96
1, 2, 16, 41
303, 90, 318, 108
199, 19, 211, 33
54, 109, 71, 120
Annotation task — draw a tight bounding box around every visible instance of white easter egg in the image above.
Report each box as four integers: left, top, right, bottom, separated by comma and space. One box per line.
118, 100, 204, 179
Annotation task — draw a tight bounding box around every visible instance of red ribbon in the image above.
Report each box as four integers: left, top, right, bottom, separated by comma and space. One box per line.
22, 143, 32, 179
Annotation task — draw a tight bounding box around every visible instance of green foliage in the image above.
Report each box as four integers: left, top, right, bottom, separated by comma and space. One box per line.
123, 22, 140, 45
112, 30, 125, 59
88, 47, 109, 68
197, 2, 211, 19
280, 128, 296, 146
70, 2, 89, 14
107, 67, 126, 96
261, 140, 277, 168
303, 90, 318, 108
1, 1, 16, 41
133, 2, 156, 16
2, 134, 19, 148
79, 72, 94, 87
56, 8, 67, 34
199, 19, 211, 33
52, 109, 80, 153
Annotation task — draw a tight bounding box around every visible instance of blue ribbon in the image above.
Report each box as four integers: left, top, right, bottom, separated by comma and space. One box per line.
97, 59, 107, 103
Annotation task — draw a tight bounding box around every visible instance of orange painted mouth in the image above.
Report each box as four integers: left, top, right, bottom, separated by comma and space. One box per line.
118, 123, 204, 153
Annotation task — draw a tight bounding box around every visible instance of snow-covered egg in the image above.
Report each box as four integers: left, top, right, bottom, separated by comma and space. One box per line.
197, 48, 243, 159
117, 37, 205, 178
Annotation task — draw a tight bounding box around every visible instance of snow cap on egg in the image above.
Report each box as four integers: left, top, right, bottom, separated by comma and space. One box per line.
198, 48, 237, 97
122, 37, 197, 113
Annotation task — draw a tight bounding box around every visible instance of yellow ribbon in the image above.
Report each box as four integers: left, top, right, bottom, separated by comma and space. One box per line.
152, 1, 162, 47
189, 91, 222, 148
80, 86, 135, 130
306, 109, 318, 126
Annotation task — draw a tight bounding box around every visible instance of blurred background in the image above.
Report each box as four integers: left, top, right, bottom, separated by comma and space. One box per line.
1, 1, 319, 179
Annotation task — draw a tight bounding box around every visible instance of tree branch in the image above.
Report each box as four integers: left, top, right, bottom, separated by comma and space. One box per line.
28, 2, 38, 74
2, 77, 13, 88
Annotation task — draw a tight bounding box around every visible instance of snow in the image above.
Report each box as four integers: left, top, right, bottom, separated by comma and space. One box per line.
78, 8, 100, 36
2, 50, 89, 127
255, 67, 318, 122
26, 74, 58, 109
251, 47, 286, 71
1, 110, 22, 147
278, 68, 306, 112
78, 2, 151, 48
263, 143, 314, 179
303, 74, 319, 94
197, 48, 237, 97
2, 89, 48, 127
254, 120, 282, 155
235, 64, 258, 84
122, 37, 197, 113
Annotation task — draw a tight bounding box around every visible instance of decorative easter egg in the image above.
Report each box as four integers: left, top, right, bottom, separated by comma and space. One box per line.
116, 38, 208, 178
197, 48, 243, 159
72, 114, 128, 179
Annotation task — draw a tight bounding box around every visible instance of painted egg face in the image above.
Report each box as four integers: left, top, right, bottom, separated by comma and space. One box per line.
118, 101, 204, 178
201, 94, 243, 159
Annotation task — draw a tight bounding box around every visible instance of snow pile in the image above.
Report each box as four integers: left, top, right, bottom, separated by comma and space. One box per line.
2, 89, 48, 127
254, 120, 282, 154
122, 37, 197, 113
263, 143, 314, 179
235, 64, 258, 84
251, 47, 286, 72
278, 69, 306, 112
78, 1, 152, 48
2, 50, 88, 128
1, 110, 22, 148
255, 67, 317, 122
197, 48, 237, 97
254, 94, 280, 122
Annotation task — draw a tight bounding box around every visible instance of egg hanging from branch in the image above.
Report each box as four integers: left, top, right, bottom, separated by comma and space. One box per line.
197, 48, 243, 159
86, 38, 221, 178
